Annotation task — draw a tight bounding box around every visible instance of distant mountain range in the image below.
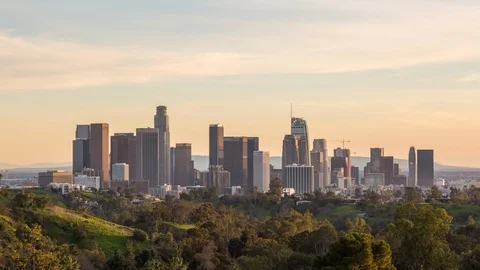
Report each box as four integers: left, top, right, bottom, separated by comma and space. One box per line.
1, 157, 477, 173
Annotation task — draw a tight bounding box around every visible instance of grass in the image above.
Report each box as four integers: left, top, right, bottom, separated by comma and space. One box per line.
436, 203, 480, 225
39, 206, 134, 255
162, 221, 196, 230
317, 204, 364, 220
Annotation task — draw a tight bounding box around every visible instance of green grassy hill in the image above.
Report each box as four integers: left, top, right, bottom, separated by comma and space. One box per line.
39, 206, 134, 256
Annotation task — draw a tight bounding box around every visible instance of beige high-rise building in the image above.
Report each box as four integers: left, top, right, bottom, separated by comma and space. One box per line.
89, 123, 109, 189
207, 165, 231, 194
253, 151, 270, 192
175, 143, 193, 186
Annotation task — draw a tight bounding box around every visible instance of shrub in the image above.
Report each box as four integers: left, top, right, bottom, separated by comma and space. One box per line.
133, 229, 148, 242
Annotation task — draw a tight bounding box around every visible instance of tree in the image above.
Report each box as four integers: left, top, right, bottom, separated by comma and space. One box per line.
193, 241, 218, 270
133, 229, 148, 242
269, 178, 283, 197
403, 187, 424, 203
289, 221, 338, 256
346, 217, 372, 234
314, 232, 395, 270
381, 203, 458, 269
428, 186, 442, 201
460, 245, 480, 270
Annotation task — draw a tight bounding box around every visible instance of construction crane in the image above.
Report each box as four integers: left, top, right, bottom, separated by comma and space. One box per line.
335, 139, 351, 149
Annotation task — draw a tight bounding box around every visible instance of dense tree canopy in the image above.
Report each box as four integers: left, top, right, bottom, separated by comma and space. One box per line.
2, 184, 480, 269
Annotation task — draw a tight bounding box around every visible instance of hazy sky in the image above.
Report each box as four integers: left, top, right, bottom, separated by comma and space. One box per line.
1, 0, 480, 167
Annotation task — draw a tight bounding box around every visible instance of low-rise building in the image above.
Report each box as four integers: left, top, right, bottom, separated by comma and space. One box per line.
74, 175, 101, 190
38, 170, 73, 187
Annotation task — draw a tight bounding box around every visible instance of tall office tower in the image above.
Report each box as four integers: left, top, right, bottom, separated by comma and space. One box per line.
73, 139, 90, 174
154, 106, 170, 185
283, 165, 315, 195
209, 124, 224, 166
110, 133, 136, 181
112, 163, 129, 181
76, 125, 90, 140
351, 166, 360, 185
380, 156, 394, 185
313, 139, 330, 186
73, 124, 91, 174
370, 148, 384, 173
417, 149, 434, 187
394, 163, 400, 177
136, 128, 160, 188
333, 147, 351, 177
291, 117, 310, 165
310, 151, 324, 174
247, 137, 259, 192
253, 151, 270, 192
408, 147, 417, 187
207, 165, 231, 194
310, 151, 325, 190
90, 123, 109, 189
224, 137, 248, 188
175, 143, 193, 186
170, 147, 176, 184
282, 134, 300, 168
331, 156, 347, 185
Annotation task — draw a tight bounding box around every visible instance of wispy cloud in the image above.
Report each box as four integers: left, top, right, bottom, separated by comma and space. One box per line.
455, 73, 480, 82
2, 1, 480, 91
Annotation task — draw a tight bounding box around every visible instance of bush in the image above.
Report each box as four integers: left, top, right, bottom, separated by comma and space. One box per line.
133, 229, 148, 242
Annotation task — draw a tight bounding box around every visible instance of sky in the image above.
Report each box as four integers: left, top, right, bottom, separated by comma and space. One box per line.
1, 0, 480, 167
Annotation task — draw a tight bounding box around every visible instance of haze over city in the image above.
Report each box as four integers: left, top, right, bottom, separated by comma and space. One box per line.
2, 0, 480, 167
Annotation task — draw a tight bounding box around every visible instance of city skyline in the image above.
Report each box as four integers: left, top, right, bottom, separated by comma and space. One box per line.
2, 1, 480, 167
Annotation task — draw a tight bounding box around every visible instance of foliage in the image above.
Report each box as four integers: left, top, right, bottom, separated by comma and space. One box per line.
133, 229, 148, 242
381, 203, 458, 269
0, 218, 79, 269
403, 187, 423, 203
314, 232, 395, 270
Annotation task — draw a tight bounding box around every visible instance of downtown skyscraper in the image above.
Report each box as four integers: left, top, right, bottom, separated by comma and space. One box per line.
110, 133, 136, 181
224, 136, 248, 188
291, 117, 310, 165
282, 117, 310, 169
313, 139, 330, 186
209, 124, 224, 166
136, 128, 160, 187
72, 125, 90, 174
408, 146, 417, 187
90, 123, 109, 189
418, 149, 434, 187
154, 106, 171, 185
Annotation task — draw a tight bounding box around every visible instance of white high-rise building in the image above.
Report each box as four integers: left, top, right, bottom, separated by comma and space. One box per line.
112, 163, 129, 181
253, 151, 270, 192
283, 165, 314, 195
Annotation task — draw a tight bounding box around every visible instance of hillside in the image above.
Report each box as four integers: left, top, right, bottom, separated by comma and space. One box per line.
3, 189, 135, 256
39, 206, 134, 255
